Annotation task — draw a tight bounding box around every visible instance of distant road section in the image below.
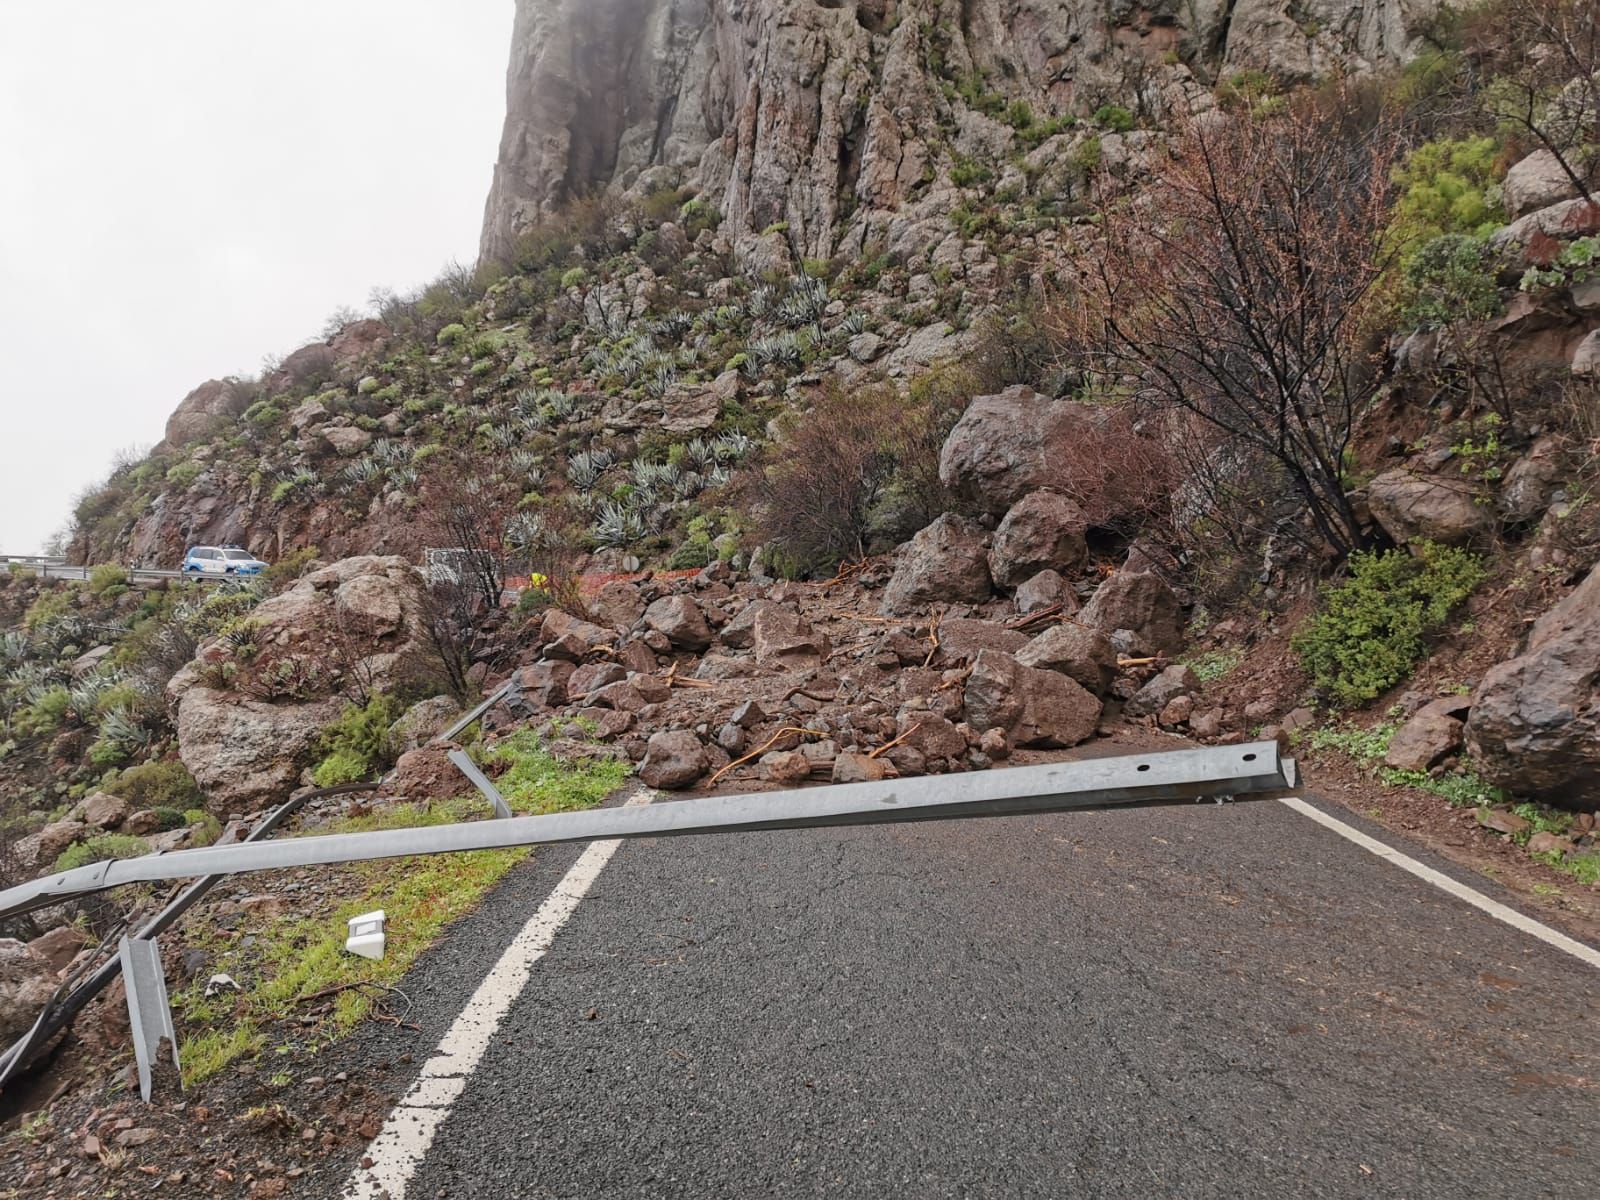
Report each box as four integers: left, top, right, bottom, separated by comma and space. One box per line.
0, 555, 213, 584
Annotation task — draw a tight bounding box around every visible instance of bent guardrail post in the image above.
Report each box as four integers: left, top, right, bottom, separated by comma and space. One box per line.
448, 750, 514, 819
0, 743, 1295, 925
120, 936, 180, 1102
0, 781, 380, 1088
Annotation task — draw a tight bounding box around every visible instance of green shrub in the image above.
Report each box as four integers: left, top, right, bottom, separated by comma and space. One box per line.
950, 155, 993, 188
1400, 234, 1503, 328
1094, 103, 1135, 132
88, 563, 129, 595
54, 833, 150, 873
310, 693, 405, 788
165, 461, 202, 489
436, 323, 468, 347
185, 808, 223, 846
1293, 541, 1486, 707
1386, 137, 1504, 264
16, 686, 71, 737
150, 806, 189, 831
107, 759, 201, 809
244, 399, 284, 427
559, 266, 588, 289
23, 589, 73, 631
1074, 136, 1103, 173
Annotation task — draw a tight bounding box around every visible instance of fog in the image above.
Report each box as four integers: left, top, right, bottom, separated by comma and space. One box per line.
0, 0, 514, 553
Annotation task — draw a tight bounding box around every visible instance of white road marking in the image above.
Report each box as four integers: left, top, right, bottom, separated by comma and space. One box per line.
344, 789, 654, 1200
1278, 796, 1600, 972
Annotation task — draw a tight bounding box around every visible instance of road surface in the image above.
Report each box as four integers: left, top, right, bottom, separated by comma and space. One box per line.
325, 785, 1598, 1200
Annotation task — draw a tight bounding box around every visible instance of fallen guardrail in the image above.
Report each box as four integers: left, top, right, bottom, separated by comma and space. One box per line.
0, 741, 1294, 1099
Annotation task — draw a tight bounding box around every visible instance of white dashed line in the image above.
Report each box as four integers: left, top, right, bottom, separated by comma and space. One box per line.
344, 789, 654, 1200
1278, 796, 1600, 972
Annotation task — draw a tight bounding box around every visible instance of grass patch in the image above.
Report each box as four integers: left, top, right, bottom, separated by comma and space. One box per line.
176, 737, 627, 1086
1306, 716, 1506, 806
1184, 648, 1243, 684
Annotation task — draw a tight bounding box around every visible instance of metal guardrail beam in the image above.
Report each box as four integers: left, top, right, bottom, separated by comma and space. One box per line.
0, 744, 1294, 924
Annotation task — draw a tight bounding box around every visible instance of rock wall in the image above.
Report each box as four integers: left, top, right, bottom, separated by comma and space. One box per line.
479, 0, 1451, 262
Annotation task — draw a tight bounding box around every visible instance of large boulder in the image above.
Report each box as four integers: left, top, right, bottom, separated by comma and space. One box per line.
1079, 572, 1185, 657
881, 514, 992, 615
1123, 664, 1201, 718
1014, 624, 1118, 695
163, 378, 250, 447
643, 595, 714, 650
170, 556, 442, 811
176, 689, 345, 812
720, 600, 829, 666
1467, 561, 1600, 807
387, 695, 460, 755
988, 492, 1088, 588
639, 730, 708, 790
1502, 150, 1588, 220
1367, 470, 1492, 548
939, 387, 1091, 514
963, 649, 1101, 749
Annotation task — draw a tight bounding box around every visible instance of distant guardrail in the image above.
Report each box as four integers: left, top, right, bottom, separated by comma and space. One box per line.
0, 556, 222, 584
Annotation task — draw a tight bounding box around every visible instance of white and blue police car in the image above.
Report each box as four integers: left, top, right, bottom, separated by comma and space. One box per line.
181, 545, 269, 576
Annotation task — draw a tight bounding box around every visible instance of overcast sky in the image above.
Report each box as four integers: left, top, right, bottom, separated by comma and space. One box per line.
0, 1, 513, 553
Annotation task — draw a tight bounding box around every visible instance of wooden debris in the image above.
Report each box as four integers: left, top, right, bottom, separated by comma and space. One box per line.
707, 726, 827, 786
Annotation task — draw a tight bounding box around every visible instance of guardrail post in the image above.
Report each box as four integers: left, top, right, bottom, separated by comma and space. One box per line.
119, 936, 181, 1102
447, 750, 514, 819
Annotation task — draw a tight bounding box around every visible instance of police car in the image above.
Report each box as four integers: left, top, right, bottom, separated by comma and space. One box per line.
181, 545, 269, 576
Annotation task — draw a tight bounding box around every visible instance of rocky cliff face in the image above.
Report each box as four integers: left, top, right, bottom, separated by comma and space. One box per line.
480, 0, 1449, 262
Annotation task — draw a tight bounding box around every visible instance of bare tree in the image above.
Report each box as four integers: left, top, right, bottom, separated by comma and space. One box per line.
417, 460, 511, 611
1064, 102, 1403, 557
1473, 0, 1600, 204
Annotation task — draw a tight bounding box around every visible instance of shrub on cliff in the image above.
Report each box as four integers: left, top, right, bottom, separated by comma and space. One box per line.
1293, 541, 1486, 707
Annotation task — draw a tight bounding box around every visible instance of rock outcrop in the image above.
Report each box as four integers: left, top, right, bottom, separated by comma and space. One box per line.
163, 379, 251, 448
1468, 560, 1600, 807
480, 0, 1442, 263
1368, 469, 1492, 548
170, 557, 443, 811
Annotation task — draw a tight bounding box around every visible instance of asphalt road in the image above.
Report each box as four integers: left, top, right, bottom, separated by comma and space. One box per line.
326, 788, 1598, 1200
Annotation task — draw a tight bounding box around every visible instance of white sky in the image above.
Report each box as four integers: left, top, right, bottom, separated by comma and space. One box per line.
0, 1, 514, 553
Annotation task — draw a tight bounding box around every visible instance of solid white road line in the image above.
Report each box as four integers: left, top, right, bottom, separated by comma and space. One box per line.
1278, 796, 1600, 972
343, 789, 654, 1200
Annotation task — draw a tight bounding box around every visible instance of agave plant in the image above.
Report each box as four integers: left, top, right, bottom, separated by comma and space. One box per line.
682, 438, 718, 473
713, 430, 755, 461
567, 448, 614, 492
748, 283, 778, 318
0, 631, 29, 666
505, 511, 549, 555
749, 333, 803, 372
673, 470, 706, 501
592, 499, 646, 548
371, 438, 410, 466
341, 456, 385, 487
645, 362, 678, 399
97, 705, 152, 752
776, 275, 829, 327
838, 309, 869, 336
485, 423, 521, 451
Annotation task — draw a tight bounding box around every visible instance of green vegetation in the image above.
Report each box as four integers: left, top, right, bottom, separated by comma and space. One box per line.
1386, 137, 1504, 263
176, 736, 626, 1084
54, 832, 150, 873
87, 563, 129, 596
1306, 717, 1507, 805
1184, 648, 1243, 684
310, 693, 405, 787
436, 322, 468, 346
1093, 103, 1135, 132
1400, 234, 1503, 328
1293, 542, 1487, 706
1520, 234, 1600, 292
107, 758, 202, 809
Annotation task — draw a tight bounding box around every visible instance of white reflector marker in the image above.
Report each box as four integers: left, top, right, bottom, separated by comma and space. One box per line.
346, 909, 387, 960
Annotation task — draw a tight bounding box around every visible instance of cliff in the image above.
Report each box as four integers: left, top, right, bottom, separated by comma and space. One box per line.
480, 0, 1450, 262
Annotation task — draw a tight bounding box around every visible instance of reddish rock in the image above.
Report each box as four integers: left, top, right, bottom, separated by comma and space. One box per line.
1468, 559, 1600, 805
880, 514, 993, 615
382, 746, 466, 802
568, 662, 627, 698
1189, 709, 1224, 740
721, 601, 829, 666
964, 649, 1101, 749
832, 752, 890, 783
1079, 571, 1185, 656
935, 618, 1028, 664
1385, 699, 1467, 773
1124, 664, 1200, 718
1367, 469, 1492, 548
1015, 569, 1075, 616
760, 750, 813, 784
1015, 624, 1118, 695
1526, 831, 1572, 856
899, 714, 967, 762
639, 730, 708, 790
590, 580, 645, 630
643, 595, 714, 650
34, 819, 86, 867
27, 926, 87, 975
80, 792, 129, 830
988, 491, 1088, 587
517, 661, 574, 707
592, 681, 647, 712
979, 727, 1010, 759
630, 673, 671, 703
1477, 807, 1531, 836
1159, 695, 1195, 726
